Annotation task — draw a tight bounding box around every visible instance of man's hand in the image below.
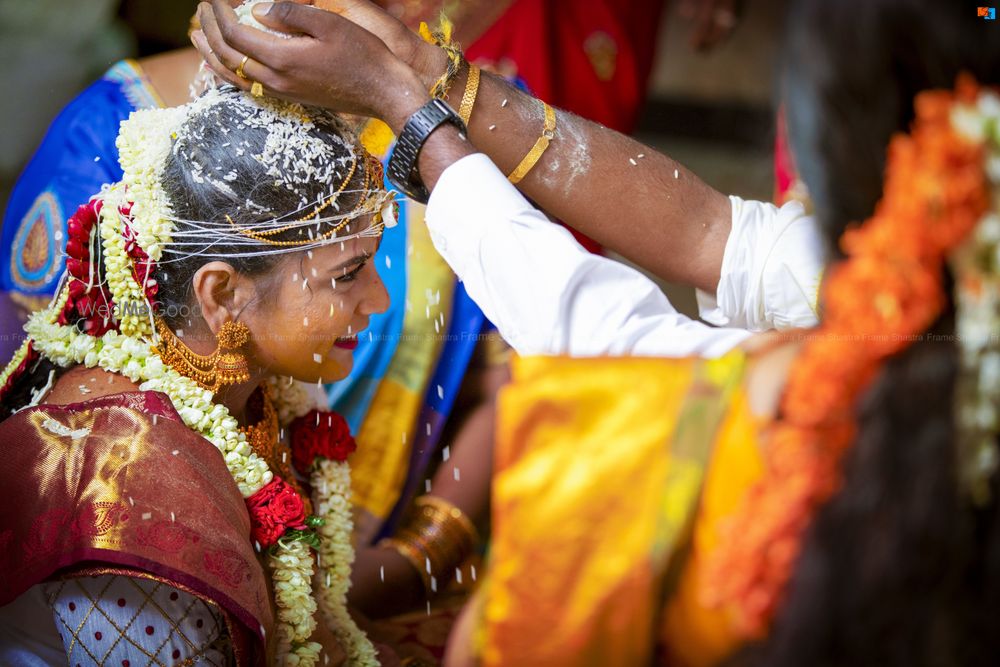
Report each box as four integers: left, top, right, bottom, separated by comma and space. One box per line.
191, 0, 430, 131
312, 0, 444, 89
207, 0, 447, 100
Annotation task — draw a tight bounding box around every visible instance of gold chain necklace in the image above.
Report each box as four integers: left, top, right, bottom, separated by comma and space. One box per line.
241, 385, 312, 514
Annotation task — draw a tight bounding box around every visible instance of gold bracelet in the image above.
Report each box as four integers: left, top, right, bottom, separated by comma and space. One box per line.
458, 63, 481, 125
381, 495, 480, 597
508, 101, 556, 184
414, 495, 480, 547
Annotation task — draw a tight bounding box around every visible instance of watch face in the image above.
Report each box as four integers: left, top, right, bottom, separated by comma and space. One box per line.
387, 99, 467, 204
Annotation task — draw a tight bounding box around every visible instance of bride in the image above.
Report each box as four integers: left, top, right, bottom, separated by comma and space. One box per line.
0, 86, 393, 665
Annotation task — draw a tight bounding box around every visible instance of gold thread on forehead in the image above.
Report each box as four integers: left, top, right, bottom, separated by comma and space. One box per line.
222, 148, 389, 248
243, 152, 359, 239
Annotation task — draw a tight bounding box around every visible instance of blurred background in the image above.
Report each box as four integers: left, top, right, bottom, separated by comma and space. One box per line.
0, 0, 196, 207
0, 0, 788, 344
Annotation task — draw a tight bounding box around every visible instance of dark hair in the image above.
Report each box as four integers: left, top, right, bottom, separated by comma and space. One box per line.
157, 86, 367, 328
783, 0, 1000, 255
734, 1, 1000, 665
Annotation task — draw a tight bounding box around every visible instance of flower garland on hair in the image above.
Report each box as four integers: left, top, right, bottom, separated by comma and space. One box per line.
949, 90, 1000, 505
703, 76, 998, 637
291, 410, 379, 666
0, 198, 106, 398
99, 104, 185, 338
64, 200, 117, 337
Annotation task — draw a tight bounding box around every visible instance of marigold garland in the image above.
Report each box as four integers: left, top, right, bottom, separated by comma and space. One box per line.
703, 76, 995, 638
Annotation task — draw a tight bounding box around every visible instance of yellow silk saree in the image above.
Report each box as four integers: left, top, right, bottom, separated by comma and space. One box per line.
476, 352, 765, 666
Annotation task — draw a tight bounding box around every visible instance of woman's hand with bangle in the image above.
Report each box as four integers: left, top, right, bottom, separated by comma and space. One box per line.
192, 0, 431, 132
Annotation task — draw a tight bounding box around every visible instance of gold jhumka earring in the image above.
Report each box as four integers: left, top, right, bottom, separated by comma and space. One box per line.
155, 319, 251, 392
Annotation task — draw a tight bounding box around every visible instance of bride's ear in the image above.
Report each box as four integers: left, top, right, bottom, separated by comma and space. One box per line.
191, 262, 253, 335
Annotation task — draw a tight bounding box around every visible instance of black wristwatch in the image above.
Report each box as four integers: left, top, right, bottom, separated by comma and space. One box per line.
387, 98, 467, 204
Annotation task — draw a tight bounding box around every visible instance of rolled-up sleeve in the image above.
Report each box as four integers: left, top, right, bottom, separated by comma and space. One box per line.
696, 196, 824, 331
425, 154, 751, 358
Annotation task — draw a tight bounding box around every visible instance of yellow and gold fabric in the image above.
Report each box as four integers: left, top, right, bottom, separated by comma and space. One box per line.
478, 352, 755, 666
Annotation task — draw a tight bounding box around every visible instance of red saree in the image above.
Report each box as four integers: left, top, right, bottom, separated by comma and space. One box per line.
0, 391, 272, 665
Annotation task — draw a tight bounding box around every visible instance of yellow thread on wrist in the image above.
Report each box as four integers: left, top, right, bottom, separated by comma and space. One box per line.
419, 16, 463, 100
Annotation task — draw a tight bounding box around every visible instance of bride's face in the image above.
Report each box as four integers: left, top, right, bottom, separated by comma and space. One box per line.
240, 231, 388, 384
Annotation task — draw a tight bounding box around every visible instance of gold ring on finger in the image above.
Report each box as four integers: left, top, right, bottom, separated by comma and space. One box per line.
236, 55, 250, 80
251, 81, 264, 98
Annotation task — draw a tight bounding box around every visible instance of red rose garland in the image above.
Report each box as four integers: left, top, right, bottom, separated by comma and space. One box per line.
120, 202, 159, 304
290, 409, 357, 475
1, 199, 113, 404
246, 476, 310, 548
245, 410, 355, 550
61, 200, 117, 336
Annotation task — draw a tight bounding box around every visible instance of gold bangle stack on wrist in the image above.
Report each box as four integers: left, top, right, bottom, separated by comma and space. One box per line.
379, 495, 480, 596
508, 100, 557, 184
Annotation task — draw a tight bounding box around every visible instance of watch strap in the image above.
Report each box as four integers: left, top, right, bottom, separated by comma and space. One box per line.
387, 98, 466, 204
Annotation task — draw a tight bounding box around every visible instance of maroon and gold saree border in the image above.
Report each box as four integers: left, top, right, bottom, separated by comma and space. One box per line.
0, 391, 272, 658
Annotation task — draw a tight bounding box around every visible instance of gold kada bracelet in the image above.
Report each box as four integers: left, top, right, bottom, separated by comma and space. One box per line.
508, 100, 556, 184
378, 495, 480, 596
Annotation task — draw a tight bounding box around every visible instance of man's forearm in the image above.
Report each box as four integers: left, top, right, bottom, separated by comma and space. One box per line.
412, 59, 732, 293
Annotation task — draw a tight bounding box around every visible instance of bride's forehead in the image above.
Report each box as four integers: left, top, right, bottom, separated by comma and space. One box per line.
295, 236, 373, 265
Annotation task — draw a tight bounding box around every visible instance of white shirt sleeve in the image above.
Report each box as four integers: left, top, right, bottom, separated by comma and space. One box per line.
424, 153, 752, 358
696, 195, 824, 331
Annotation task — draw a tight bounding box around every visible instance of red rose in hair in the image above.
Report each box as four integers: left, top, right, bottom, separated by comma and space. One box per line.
61, 201, 110, 328
290, 410, 357, 475
245, 477, 308, 548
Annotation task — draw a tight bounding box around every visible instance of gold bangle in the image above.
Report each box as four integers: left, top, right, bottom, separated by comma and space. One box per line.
508, 102, 556, 184
458, 63, 481, 125
382, 495, 480, 597
413, 495, 480, 547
